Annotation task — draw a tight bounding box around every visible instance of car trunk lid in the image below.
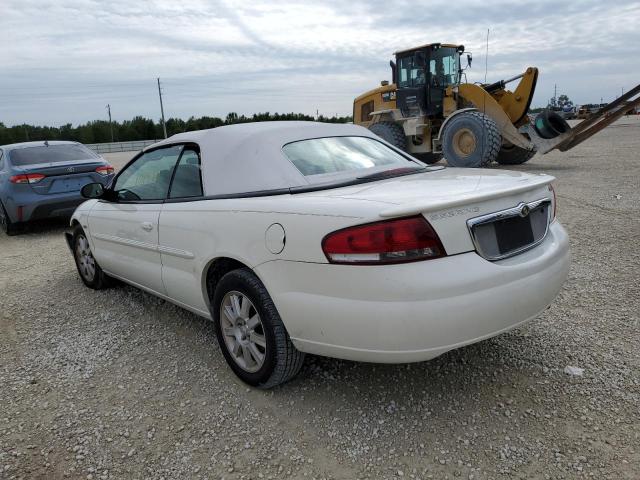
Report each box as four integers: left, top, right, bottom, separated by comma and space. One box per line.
314, 168, 555, 257
17, 160, 106, 195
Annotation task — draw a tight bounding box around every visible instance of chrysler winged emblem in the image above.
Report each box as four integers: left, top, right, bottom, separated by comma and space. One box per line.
519, 204, 530, 217
66, 166, 76, 173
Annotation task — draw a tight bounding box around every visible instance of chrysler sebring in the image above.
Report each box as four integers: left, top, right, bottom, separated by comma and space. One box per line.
67, 122, 570, 388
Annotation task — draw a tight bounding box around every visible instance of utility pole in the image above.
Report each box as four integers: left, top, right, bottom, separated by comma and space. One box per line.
106, 104, 114, 142
157, 77, 167, 139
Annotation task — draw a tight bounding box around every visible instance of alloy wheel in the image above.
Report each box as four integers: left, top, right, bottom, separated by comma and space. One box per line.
220, 291, 267, 373
75, 234, 96, 282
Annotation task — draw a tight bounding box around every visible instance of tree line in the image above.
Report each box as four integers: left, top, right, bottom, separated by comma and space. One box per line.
0, 112, 353, 145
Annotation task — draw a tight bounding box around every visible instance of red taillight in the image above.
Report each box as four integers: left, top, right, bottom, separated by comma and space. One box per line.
322, 216, 446, 265
549, 184, 557, 220
96, 165, 115, 176
10, 173, 46, 184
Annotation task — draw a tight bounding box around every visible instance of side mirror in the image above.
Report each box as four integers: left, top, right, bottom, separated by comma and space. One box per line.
466, 53, 473, 68
81, 182, 105, 199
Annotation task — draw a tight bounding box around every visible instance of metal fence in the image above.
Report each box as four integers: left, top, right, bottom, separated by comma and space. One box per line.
85, 139, 158, 154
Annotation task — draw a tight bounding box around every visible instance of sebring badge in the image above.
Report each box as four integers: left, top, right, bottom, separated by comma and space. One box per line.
66, 166, 75, 173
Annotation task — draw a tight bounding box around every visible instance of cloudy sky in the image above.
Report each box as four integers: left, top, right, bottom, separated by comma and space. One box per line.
1, 0, 639, 126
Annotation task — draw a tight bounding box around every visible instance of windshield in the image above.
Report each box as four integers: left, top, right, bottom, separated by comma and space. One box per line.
429, 47, 460, 87
9, 144, 98, 166
282, 136, 420, 179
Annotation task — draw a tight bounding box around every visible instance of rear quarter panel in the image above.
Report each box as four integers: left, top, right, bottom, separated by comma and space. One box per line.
158, 195, 383, 312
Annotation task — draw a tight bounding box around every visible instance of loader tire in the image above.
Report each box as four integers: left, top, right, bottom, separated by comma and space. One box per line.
442, 111, 501, 168
496, 144, 537, 165
369, 122, 406, 151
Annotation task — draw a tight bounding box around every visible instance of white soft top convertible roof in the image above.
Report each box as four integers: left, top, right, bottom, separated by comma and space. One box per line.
148, 121, 384, 196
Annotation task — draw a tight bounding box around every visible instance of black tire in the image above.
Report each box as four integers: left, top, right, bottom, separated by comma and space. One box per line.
533, 110, 570, 139
212, 268, 305, 388
495, 144, 537, 165
72, 225, 112, 289
369, 121, 406, 151
0, 201, 18, 236
442, 111, 501, 168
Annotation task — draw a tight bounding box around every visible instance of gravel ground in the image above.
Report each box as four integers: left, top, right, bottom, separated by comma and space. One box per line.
1, 118, 639, 480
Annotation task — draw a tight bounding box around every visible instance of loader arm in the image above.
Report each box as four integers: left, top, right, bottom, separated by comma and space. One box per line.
495, 67, 538, 125
457, 83, 533, 150
556, 83, 640, 151
523, 82, 640, 154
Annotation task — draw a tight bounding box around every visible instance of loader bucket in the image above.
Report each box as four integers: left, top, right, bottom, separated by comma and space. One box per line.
525, 83, 640, 154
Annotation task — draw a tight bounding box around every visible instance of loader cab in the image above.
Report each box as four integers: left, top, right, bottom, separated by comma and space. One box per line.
394, 44, 463, 118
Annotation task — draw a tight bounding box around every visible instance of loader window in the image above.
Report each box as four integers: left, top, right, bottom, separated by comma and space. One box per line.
398, 55, 426, 88
429, 48, 460, 87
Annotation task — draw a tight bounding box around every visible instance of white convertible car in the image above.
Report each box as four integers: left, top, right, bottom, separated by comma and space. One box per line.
67, 121, 570, 388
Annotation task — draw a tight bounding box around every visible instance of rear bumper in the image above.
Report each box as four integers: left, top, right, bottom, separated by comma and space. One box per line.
3, 192, 87, 223
254, 221, 570, 363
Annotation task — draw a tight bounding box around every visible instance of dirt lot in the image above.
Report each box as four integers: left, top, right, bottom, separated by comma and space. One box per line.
1, 118, 639, 480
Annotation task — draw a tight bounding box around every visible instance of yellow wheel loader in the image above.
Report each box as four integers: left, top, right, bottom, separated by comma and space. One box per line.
353, 43, 640, 167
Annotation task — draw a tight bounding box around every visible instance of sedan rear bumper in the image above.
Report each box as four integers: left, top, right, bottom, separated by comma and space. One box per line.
3, 191, 87, 223
255, 221, 570, 363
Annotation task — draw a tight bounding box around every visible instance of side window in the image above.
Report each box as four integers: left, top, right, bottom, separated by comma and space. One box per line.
169, 148, 203, 199
360, 100, 374, 121
398, 55, 425, 88
398, 56, 411, 88
113, 145, 183, 201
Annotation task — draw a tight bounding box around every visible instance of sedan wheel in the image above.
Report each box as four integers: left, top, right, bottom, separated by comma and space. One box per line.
75, 234, 96, 282
213, 268, 305, 388
71, 225, 112, 290
220, 291, 267, 373
0, 202, 17, 236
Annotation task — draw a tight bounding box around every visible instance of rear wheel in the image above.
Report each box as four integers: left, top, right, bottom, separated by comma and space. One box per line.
213, 269, 305, 388
495, 143, 537, 165
72, 225, 112, 289
442, 111, 501, 168
369, 121, 406, 151
0, 201, 18, 236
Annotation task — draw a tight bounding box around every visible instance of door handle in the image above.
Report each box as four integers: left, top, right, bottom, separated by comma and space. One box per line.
141, 222, 154, 232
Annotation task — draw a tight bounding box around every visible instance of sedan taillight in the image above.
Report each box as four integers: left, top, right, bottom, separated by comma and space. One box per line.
549, 184, 557, 220
96, 165, 115, 176
322, 216, 446, 265
10, 173, 46, 184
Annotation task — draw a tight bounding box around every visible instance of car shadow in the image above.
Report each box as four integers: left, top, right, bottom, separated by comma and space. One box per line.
276, 330, 549, 412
